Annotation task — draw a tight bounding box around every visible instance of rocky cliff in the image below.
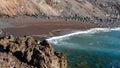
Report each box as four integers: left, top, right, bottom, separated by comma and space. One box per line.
0, 36, 67, 68
0, 0, 119, 19
0, 0, 120, 22
0, 0, 120, 26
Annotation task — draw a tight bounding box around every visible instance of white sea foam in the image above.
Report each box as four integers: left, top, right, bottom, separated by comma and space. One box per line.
47, 27, 120, 42
111, 28, 120, 31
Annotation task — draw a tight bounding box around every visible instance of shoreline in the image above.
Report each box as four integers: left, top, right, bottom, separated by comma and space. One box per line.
2, 26, 120, 41
47, 27, 120, 40
0, 17, 120, 40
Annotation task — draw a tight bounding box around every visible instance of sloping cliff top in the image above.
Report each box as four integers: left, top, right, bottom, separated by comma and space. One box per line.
0, 36, 67, 68
0, 0, 109, 19
0, 0, 120, 20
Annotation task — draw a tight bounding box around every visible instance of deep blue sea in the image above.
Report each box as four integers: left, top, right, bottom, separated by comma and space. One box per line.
47, 28, 120, 68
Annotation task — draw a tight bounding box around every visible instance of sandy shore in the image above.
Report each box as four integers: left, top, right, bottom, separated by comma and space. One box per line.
0, 17, 101, 40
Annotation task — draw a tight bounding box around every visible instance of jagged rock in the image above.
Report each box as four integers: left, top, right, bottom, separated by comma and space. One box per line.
0, 52, 34, 68
0, 36, 67, 68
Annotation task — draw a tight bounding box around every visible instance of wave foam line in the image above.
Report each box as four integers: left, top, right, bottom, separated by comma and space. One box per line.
47, 27, 120, 41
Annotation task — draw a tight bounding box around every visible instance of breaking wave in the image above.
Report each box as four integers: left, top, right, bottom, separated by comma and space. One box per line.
47, 27, 120, 42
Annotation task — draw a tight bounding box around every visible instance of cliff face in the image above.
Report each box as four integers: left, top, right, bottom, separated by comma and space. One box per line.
0, 0, 120, 21
0, 0, 111, 19
0, 36, 67, 68
0, 0, 63, 16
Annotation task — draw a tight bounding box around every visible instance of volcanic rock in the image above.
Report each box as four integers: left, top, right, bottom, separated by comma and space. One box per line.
0, 36, 67, 68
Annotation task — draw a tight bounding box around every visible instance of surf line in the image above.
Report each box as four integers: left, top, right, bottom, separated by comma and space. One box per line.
47, 27, 120, 41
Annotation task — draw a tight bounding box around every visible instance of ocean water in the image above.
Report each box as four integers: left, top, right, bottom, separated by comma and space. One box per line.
47, 28, 120, 68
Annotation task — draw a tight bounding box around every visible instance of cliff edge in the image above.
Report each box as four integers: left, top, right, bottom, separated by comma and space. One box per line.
0, 36, 67, 68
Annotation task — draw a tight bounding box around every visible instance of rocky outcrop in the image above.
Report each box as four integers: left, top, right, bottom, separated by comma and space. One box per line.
0, 36, 67, 68
0, 52, 33, 68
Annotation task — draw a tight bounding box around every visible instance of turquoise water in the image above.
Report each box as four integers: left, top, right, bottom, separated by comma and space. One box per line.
47, 28, 120, 68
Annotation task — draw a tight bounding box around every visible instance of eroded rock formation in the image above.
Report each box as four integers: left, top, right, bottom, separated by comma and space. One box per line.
0, 36, 67, 68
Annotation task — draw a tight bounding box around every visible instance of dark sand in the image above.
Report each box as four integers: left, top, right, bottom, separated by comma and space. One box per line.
0, 17, 100, 40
